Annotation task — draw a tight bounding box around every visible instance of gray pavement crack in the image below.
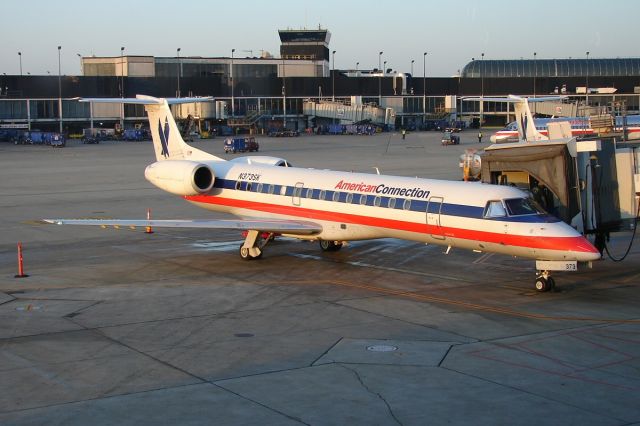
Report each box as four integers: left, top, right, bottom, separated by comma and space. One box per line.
0, 295, 17, 307
340, 364, 403, 426
439, 365, 628, 424
212, 383, 310, 426
329, 299, 476, 343
310, 337, 342, 366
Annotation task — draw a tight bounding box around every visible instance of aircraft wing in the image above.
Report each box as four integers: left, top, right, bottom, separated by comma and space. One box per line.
43, 218, 322, 235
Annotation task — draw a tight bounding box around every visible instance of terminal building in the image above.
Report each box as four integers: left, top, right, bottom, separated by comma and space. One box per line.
1, 28, 640, 134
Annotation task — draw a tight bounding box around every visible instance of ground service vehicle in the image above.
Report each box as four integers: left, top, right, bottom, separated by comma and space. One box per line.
224, 137, 260, 153
441, 131, 460, 145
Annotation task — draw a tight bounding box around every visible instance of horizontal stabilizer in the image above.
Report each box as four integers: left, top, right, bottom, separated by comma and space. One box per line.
44, 218, 322, 235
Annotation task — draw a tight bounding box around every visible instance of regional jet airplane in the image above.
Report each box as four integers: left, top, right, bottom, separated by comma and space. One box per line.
491, 113, 640, 143
46, 95, 600, 292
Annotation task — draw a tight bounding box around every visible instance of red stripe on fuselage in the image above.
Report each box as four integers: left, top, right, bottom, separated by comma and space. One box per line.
185, 194, 597, 254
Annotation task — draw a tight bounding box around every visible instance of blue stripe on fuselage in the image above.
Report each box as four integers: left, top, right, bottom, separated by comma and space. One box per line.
210, 178, 561, 223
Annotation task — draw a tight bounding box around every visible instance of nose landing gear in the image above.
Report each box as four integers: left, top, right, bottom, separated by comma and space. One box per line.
534, 270, 556, 292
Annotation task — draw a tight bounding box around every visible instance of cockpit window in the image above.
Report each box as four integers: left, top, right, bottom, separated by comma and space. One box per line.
484, 200, 506, 218
504, 197, 545, 216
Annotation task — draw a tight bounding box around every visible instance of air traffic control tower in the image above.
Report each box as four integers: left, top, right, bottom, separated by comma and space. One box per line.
277, 28, 331, 77
279, 28, 331, 61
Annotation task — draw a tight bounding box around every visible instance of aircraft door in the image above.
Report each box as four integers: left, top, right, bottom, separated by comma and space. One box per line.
292, 182, 304, 206
426, 196, 445, 240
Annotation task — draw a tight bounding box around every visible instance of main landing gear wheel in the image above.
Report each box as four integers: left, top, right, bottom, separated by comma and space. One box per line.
239, 245, 262, 260
534, 272, 556, 292
319, 240, 343, 252
239, 230, 271, 260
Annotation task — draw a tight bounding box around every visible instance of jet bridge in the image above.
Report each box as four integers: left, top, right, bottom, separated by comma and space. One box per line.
470, 94, 640, 256
480, 138, 640, 255
303, 100, 395, 126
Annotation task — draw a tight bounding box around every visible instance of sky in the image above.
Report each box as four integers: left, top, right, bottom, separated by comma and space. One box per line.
2, 0, 639, 77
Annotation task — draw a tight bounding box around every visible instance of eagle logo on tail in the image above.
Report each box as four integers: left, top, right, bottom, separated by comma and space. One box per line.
158, 117, 170, 158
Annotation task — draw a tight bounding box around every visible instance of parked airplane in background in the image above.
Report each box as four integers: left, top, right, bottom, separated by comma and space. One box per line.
490, 114, 640, 143
46, 95, 600, 292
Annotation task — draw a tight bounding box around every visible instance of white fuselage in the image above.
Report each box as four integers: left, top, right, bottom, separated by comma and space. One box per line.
183, 160, 600, 263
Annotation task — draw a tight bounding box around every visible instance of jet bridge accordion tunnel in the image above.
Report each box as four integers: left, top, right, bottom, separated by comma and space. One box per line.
479, 142, 626, 240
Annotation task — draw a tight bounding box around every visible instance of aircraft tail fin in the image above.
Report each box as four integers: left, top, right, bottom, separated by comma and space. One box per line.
464, 95, 567, 142
511, 96, 548, 142
79, 95, 221, 162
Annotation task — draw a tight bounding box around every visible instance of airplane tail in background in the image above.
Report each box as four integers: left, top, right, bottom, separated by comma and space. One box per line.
511, 96, 548, 142
465, 95, 566, 142
79, 95, 220, 162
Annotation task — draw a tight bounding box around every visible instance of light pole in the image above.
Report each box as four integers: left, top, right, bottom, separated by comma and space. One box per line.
423, 52, 427, 121
282, 54, 286, 129
356, 62, 359, 71
480, 52, 484, 129
332, 50, 336, 102
411, 59, 414, 76
176, 48, 181, 98
383, 61, 388, 96
18, 52, 22, 76
231, 48, 235, 118
585, 51, 590, 105
77, 53, 82, 75
58, 46, 62, 133
378, 51, 383, 105
120, 47, 125, 130
533, 52, 537, 99
120, 47, 125, 98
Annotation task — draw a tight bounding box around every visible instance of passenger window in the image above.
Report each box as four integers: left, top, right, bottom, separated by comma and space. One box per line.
256, 183, 262, 193
346, 193, 353, 204
235, 181, 241, 190
374, 196, 381, 207
403, 199, 411, 210
280, 186, 287, 196
360, 195, 368, 205
333, 191, 340, 202
388, 198, 396, 209
319, 190, 326, 200
485, 200, 507, 218
266, 184, 273, 194
246, 182, 252, 192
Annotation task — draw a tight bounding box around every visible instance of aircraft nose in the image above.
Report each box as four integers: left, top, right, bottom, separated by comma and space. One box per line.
575, 236, 601, 261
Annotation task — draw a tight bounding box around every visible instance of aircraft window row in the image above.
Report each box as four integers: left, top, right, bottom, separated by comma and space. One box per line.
233, 179, 425, 212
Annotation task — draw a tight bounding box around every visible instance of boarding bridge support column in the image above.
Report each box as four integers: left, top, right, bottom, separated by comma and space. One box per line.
27, 99, 31, 131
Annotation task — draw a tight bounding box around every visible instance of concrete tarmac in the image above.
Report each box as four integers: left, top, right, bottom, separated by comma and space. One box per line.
1, 131, 639, 425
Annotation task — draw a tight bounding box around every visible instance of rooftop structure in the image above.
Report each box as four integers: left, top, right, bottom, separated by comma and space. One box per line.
462, 58, 640, 78
278, 28, 331, 61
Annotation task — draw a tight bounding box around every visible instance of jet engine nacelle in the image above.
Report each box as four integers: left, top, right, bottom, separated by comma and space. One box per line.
144, 160, 214, 196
